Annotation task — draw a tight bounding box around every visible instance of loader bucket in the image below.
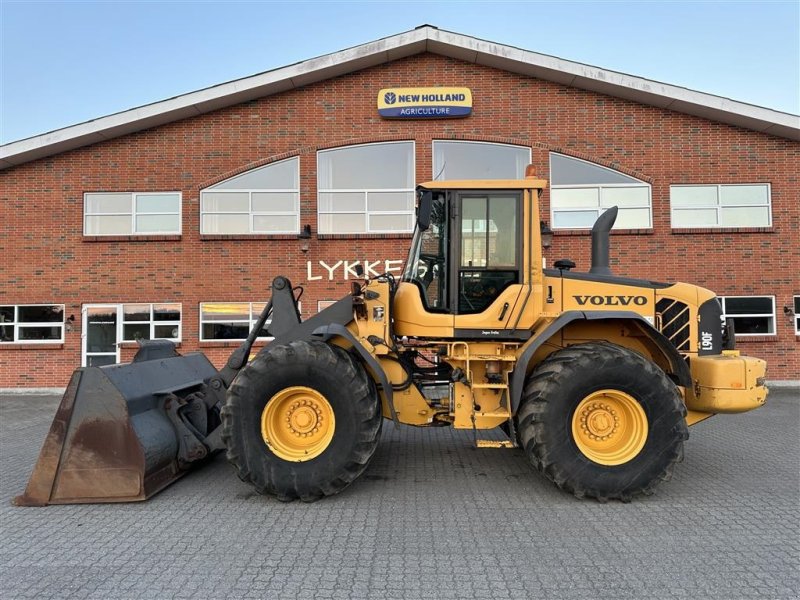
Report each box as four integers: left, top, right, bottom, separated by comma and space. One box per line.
14, 347, 219, 506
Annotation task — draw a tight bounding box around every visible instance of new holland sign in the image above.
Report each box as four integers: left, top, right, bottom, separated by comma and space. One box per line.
377, 87, 472, 118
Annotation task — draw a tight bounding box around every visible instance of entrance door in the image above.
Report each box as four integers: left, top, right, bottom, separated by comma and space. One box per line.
82, 305, 120, 367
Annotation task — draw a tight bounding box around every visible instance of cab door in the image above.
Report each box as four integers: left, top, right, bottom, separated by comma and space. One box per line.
452, 191, 527, 338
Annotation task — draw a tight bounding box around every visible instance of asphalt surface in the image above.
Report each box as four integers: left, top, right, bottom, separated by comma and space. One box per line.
0, 389, 798, 600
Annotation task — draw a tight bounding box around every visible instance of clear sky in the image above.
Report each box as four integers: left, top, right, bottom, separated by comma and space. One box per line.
1, 1, 798, 144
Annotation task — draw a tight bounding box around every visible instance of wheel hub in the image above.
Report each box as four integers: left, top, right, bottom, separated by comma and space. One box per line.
571, 390, 648, 466
262, 386, 335, 461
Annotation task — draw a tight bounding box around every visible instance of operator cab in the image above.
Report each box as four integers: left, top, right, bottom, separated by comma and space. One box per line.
402, 188, 521, 316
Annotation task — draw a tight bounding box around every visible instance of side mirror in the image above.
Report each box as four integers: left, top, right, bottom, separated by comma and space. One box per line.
417, 190, 432, 231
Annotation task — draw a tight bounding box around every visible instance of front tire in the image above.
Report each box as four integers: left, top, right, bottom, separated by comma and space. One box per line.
516, 342, 688, 502
221, 340, 382, 502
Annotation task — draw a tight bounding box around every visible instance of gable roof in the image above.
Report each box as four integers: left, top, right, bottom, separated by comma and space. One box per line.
2, 25, 798, 170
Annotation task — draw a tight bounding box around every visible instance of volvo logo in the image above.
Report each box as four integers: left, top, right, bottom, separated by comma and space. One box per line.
384, 92, 397, 105
573, 295, 648, 306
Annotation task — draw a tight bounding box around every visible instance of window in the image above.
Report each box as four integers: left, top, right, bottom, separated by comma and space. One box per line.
121, 304, 181, 342
720, 296, 775, 336
199, 302, 299, 341
458, 194, 520, 314
549, 153, 651, 229
670, 184, 771, 228
84, 193, 181, 235
201, 157, 299, 234
317, 142, 414, 233
433, 141, 530, 180
0, 305, 64, 343
794, 296, 800, 335
317, 300, 337, 312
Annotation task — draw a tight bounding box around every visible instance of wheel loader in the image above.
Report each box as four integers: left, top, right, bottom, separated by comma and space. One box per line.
15, 167, 768, 506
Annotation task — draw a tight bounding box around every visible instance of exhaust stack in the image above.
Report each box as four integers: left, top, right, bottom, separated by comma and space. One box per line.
589, 206, 618, 275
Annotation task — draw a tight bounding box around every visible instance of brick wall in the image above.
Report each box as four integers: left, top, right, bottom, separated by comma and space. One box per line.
1, 53, 798, 386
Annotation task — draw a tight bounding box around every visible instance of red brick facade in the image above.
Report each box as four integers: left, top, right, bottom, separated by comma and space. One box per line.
1, 53, 798, 386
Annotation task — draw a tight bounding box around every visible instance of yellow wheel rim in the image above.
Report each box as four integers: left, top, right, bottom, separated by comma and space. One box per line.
571, 389, 648, 466
261, 386, 335, 461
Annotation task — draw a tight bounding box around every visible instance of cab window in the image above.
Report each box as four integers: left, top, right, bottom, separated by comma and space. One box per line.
458, 194, 519, 314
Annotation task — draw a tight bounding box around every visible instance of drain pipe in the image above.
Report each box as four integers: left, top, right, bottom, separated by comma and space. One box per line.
589, 206, 618, 275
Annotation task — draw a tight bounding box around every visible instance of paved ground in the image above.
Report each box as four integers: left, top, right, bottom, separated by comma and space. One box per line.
0, 389, 798, 600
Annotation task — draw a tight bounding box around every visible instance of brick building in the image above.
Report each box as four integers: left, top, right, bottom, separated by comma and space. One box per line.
1, 26, 798, 388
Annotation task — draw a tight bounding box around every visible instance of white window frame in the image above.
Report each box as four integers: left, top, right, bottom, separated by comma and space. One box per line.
549, 154, 652, 230
200, 157, 300, 235
121, 303, 182, 342
794, 296, 800, 335
317, 141, 415, 234
84, 192, 182, 235
317, 300, 337, 312
719, 295, 776, 337
0, 304, 65, 344
431, 140, 531, 180
670, 184, 772, 228
199, 302, 301, 342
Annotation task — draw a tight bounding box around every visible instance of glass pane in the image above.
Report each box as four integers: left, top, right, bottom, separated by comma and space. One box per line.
318, 213, 366, 234
601, 186, 649, 208
202, 322, 250, 340
720, 185, 769, 206
671, 208, 718, 228
85, 215, 132, 235
253, 215, 298, 233
318, 192, 365, 213
18, 305, 63, 323
318, 143, 413, 189
795, 297, 800, 313
85, 193, 131, 214
550, 154, 640, 185
461, 197, 487, 267
551, 188, 599, 209
367, 191, 414, 212
18, 326, 61, 341
252, 192, 297, 213
731, 316, 774, 335
123, 304, 150, 322
0, 306, 13, 321
614, 207, 651, 229
434, 141, 529, 180
368, 214, 413, 232
201, 192, 249, 213
724, 297, 772, 315
211, 158, 298, 190
0, 325, 13, 342
720, 206, 770, 227
202, 303, 249, 322
153, 304, 181, 321
135, 194, 179, 213
488, 196, 517, 267
87, 355, 117, 367
202, 214, 249, 234
153, 324, 179, 339
135, 214, 179, 233
552, 210, 598, 228
123, 323, 150, 341
670, 186, 718, 207
86, 308, 117, 353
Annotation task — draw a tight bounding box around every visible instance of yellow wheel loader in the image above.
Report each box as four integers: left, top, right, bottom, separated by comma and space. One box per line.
16, 168, 768, 506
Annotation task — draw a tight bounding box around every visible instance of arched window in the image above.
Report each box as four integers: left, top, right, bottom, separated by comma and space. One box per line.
433, 141, 530, 180
549, 153, 652, 229
200, 157, 299, 234
317, 142, 415, 234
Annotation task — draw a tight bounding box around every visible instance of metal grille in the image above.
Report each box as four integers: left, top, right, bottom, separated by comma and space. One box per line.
657, 298, 690, 352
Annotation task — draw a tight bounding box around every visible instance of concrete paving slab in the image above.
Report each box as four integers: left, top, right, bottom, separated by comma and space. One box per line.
0, 389, 798, 599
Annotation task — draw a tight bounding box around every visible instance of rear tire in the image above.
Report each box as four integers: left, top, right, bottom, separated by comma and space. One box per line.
515, 342, 688, 502
221, 340, 382, 502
